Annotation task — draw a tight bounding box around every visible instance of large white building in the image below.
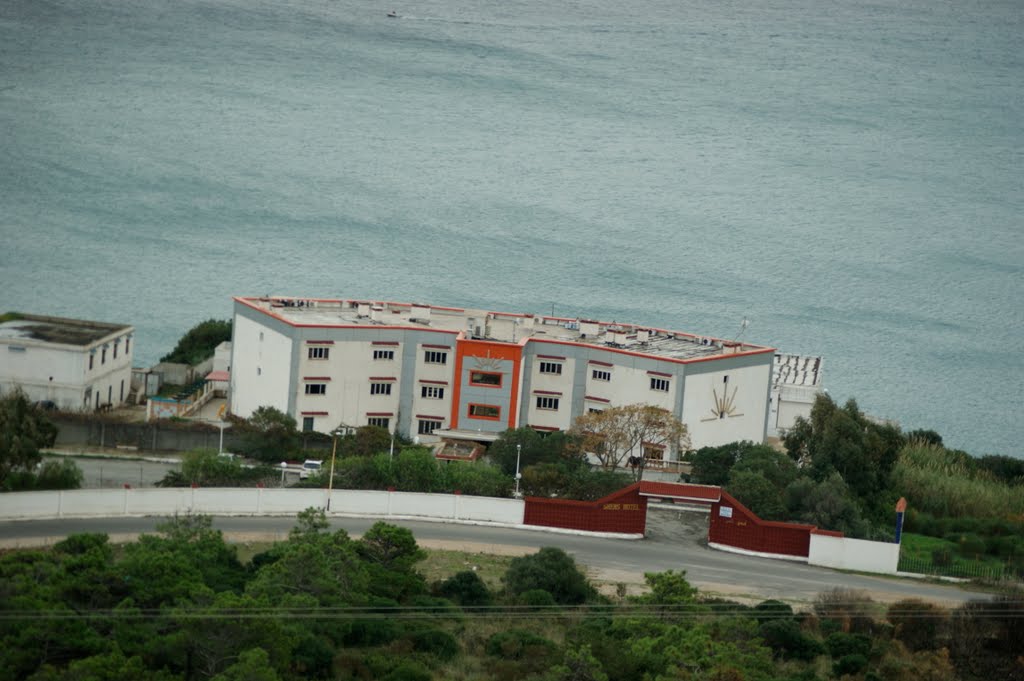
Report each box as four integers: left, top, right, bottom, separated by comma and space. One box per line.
230, 297, 777, 454
0, 313, 135, 410
768, 353, 824, 438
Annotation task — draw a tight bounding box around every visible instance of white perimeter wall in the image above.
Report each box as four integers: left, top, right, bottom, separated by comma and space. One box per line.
0, 489, 525, 527
808, 533, 900, 574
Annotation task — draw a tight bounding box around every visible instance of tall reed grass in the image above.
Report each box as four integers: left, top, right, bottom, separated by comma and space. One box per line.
891, 444, 1024, 519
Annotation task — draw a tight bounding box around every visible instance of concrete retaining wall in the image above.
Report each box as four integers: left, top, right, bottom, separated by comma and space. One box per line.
0, 488, 525, 527
808, 533, 900, 574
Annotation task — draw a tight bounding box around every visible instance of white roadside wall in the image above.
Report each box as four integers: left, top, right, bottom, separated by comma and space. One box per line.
0, 488, 525, 528
808, 533, 900, 574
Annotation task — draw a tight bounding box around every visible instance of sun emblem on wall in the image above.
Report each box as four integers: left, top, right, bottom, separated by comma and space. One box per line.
704, 377, 743, 421
472, 355, 503, 371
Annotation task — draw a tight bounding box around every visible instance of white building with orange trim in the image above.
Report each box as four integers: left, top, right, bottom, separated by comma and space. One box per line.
229, 297, 776, 453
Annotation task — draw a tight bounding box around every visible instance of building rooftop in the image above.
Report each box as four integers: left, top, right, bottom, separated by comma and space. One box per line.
0, 313, 132, 347
237, 296, 773, 362
773, 353, 823, 387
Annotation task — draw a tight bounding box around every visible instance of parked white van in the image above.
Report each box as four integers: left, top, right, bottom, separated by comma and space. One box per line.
299, 460, 323, 479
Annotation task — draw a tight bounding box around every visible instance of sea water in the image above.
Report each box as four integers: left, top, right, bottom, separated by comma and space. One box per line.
1, 0, 1021, 456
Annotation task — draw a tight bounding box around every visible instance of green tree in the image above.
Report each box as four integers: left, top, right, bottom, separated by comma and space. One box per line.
784, 394, 903, 500
159, 449, 274, 487
246, 509, 368, 606
160, 319, 231, 366
234, 407, 300, 463
631, 570, 698, 606
211, 648, 280, 681
0, 389, 58, 488
357, 522, 427, 601
504, 547, 597, 605
726, 470, 788, 520
436, 571, 492, 607
487, 427, 584, 477
571, 405, 689, 479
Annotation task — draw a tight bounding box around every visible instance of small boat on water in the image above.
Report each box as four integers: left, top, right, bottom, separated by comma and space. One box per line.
386, 10, 399, 18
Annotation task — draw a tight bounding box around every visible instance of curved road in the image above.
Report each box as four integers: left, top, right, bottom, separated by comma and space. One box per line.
0, 511, 990, 606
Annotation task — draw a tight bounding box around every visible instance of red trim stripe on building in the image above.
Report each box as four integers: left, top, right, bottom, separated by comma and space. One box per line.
537, 354, 565, 360
419, 379, 449, 385
300, 411, 329, 416
366, 412, 394, 417
369, 376, 397, 381
533, 390, 562, 395
585, 395, 610, 403
306, 340, 334, 345
372, 341, 399, 346
588, 360, 613, 367
647, 370, 672, 377
303, 376, 332, 381
423, 344, 451, 350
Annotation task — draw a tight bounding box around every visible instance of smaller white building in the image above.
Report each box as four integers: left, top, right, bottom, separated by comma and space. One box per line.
0, 313, 134, 411
768, 353, 824, 437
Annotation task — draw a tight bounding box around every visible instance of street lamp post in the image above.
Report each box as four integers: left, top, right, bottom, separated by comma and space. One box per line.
327, 429, 341, 511
514, 443, 522, 498
216, 421, 230, 455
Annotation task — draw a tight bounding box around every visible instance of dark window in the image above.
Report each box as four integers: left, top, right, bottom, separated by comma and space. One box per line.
418, 419, 442, 435
536, 396, 559, 410
421, 386, 444, 399
308, 347, 329, 360
425, 350, 447, 364
470, 371, 502, 386
368, 417, 390, 429
591, 369, 611, 381
468, 404, 500, 420
650, 377, 670, 392
370, 382, 392, 395
302, 417, 314, 432
305, 383, 327, 395
539, 361, 562, 375
373, 349, 395, 360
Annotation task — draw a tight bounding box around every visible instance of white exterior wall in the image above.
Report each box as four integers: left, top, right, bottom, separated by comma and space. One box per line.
526, 356, 576, 430
1, 332, 133, 410
213, 342, 232, 373
808, 533, 900, 574
297, 340, 405, 431
682, 363, 771, 447
772, 383, 819, 435
607, 365, 677, 412
230, 314, 292, 417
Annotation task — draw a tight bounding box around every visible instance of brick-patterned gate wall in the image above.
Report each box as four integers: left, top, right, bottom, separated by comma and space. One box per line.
523, 483, 647, 534
708, 490, 837, 558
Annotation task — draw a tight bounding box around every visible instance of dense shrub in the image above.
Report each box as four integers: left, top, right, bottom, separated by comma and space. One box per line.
408, 628, 459, 660
504, 548, 597, 605
758, 619, 824, 661
485, 630, 558, 660
435, 570, 492, 607
380, 662, 432, 681
160, 448, 275, 487
752, 599, 795, 623
518, 588, 557, 608
825, 631, 873, 659
887, 599, 949, 652
814, 589, 877, 635
834, 653, 869, 676
160, 318, 231, 365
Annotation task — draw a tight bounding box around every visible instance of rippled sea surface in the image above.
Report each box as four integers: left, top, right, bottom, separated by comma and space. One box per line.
2, 0, 1021, 456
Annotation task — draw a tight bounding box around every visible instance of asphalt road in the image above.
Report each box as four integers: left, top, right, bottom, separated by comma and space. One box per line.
42, 454, 180, 488
0, 510, 991, 606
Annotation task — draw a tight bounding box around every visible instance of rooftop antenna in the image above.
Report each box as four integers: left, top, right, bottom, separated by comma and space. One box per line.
734, 317, 750, 342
